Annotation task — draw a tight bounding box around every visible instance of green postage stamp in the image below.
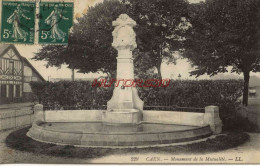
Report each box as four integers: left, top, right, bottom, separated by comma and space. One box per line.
1, 1, 35, 44
38, 2, 73, 44
0, 0, 73, 45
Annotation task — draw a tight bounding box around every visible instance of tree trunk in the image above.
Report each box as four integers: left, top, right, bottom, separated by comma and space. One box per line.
109, 71, 116, 80
71, 68, 75, 81
156, 46, 163, 80
156, 63, 162, 80
242, 70, 250, 106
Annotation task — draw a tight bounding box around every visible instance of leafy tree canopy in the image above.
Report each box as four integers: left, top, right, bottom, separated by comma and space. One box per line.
184, 0, 260, 105
125, 0, 189, 78
34, 0, 189, 79
35, 0, 126, 77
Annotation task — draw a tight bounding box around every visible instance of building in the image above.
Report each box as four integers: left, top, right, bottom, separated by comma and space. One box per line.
0, 44, 45, 104
249, 76, 260, 99
49, 77, 94, 82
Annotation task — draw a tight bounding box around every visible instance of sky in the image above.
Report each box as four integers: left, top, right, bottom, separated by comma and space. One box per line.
13, 0, 260, 80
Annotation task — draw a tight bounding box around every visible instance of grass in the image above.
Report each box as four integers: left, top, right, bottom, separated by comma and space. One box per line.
5, 127, 250, 159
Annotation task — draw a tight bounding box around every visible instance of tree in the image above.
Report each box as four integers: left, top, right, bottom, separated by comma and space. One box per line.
184, 0, 260, 106
125, 0, 189, 79
34, 0, 126, 78
34, 0, 189, 80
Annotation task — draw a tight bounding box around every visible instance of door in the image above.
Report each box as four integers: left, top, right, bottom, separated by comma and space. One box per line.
9, 85, 14, 102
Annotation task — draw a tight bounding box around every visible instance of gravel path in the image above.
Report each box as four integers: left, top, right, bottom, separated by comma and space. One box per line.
91, 133, 260, 164
0, 127, 260, 164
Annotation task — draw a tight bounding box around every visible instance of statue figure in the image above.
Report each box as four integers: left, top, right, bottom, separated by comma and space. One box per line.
7, 4, 31, 42
45, 4, 69, 42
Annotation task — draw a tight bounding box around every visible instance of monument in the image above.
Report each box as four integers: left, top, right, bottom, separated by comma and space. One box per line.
104, 14, 143, 125
27, 14, 222, 147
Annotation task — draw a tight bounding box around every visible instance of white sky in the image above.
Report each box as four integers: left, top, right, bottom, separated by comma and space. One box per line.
14, 0, 260, 80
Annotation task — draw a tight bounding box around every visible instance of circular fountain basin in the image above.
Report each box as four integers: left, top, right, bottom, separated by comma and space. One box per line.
27, 121, 212, 147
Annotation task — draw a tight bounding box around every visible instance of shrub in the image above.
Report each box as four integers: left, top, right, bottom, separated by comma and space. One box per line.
137, 79, 243, 121
31, 81, 95, 110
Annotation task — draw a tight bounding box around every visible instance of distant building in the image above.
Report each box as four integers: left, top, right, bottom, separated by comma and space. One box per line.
49, 77, 94, 82
249, 76, 260, 99
210, 73, 260, 99
0, 44, 45, 104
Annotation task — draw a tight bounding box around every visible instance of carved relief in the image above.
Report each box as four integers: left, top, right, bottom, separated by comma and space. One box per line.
112, 14, 137, 51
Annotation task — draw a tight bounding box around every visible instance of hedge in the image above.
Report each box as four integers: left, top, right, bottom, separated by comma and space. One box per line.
30, 79, 243, 124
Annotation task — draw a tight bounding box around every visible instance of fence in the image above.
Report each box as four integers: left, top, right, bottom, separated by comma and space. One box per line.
43, 105, 205, 113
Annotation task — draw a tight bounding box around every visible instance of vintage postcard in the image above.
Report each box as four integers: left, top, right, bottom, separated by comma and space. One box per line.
0, 0, 259, 164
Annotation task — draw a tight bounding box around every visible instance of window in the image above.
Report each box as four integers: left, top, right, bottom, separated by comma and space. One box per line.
16, 85, 20, 97
1, 85, 7, 97
9, 61, 14, 75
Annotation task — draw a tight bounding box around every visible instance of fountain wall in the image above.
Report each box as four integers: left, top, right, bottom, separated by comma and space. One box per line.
34, 104, 222, 134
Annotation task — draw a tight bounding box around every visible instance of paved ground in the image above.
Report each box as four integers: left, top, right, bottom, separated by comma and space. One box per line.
248, 98, 260, 112
248, 98, 260, 106
0, 127, 259, 164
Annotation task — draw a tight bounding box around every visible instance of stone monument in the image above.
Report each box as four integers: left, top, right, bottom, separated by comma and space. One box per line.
27, 14, 221, 147
103, 14, 144, 125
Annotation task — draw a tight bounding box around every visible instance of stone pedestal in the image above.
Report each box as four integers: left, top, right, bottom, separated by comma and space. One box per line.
104, 14, 143, 125
204, 106, 222, 134
34, 104, 44, 122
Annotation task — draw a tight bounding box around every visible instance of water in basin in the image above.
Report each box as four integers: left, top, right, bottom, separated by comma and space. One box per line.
40, 122, 198, 134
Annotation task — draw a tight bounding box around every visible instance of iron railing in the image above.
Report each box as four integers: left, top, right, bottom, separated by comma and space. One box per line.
43, 105, 205, 113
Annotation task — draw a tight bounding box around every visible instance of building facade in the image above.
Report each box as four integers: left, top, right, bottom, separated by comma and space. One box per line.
0, 44, 44, 104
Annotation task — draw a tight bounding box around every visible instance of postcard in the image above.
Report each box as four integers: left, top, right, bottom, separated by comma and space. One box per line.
0, 0, 259, 164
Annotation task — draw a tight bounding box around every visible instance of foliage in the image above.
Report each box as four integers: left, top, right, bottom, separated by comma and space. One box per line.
33, 0, 126, 77
184, 0, 260, 105
223, 114, 259, 132
33, 0, 189, 79
125, 0, 189, 78
30, 81, 113, 110
138, 79, 243, 121
29, 81, 46, 104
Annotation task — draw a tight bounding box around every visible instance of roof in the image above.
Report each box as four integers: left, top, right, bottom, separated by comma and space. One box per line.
0, 44, 45, 81
0, 44, 11, 55
22, 57, 45, 82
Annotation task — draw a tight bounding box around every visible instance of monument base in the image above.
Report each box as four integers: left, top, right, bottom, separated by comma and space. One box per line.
107, 86, 144, 111
102, 109, 142, 125
106, 86, 144, 124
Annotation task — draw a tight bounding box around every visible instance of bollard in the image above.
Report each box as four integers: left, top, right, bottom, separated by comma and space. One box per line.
34, 104, 45, 122
204, 106, 222, 134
